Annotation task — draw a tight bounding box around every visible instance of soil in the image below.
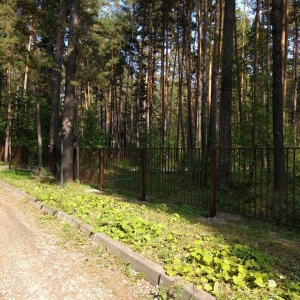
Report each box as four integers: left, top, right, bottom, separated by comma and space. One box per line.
0, 187, 156, 300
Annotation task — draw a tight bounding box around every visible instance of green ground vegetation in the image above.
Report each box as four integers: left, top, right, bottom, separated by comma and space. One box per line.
0, 167, 299, 300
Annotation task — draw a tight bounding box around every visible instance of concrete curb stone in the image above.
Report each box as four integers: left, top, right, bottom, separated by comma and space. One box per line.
81, 223, 93, 238
41, 204, 57, 216
0, 179, 216, 300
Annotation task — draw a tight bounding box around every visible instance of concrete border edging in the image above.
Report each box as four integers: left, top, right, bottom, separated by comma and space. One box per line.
0, 180, 215, 300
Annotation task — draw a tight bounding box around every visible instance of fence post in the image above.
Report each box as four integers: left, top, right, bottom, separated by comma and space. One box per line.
210, 148, 217, 217
140, 148, 146, 201
99, 149, 104, 190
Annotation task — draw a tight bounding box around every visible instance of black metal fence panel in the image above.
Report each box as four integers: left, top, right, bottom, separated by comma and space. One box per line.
98, 148, 299, 227
1, 145, 299, 227
215, 148, 299, 226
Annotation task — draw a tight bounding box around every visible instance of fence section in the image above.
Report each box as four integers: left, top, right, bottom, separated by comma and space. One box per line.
1, 145, 299, 227
98, 148, 299, 227
215, 148, 299, 226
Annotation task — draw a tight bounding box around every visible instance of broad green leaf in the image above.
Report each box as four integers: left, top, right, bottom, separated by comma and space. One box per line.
204, 283, 213, 291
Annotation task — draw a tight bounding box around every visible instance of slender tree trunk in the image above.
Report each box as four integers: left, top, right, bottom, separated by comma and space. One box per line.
161, 5, 167, 148
219, 0, 235, 185
23, 34, 32, 94
234, 17, 243, 146
4, 66, 11, 166
252, 0, 260, 149
146, 1, 154, 146
32, 15, 43, 177
208, 0, 221, 149
195, 2, 202, 148
176, 10, 185, 150
201, 0, 208, 151
263, 0, 272, 177
62, 0, 80, 182
49, 0, 67, 172
291, 0, 299, 144
183, 0, 194, 150
282, 0, 288, 126
272, 0, 285, 191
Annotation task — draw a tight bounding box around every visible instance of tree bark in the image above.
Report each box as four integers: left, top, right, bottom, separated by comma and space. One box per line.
291, 0, 299, 144
183, 0, 194, 150
208, 0, 222, 149
201, 0, 208, 151
32, 14, 43, 177
219, 0, 235, 185
4, 66, 11, 166
62, 0, 80, 182
272, 0, 285, 191
49, 0, 67, 172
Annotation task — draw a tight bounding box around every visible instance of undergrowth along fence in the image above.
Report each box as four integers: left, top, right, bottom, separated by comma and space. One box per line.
1, 145, 299, 227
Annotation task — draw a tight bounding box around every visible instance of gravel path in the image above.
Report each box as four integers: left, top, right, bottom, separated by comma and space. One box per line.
0, 187, 154, 300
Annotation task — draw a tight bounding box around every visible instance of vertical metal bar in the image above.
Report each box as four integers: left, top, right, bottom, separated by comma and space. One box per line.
272, 148, 275, 222
293, 149, 296, 225
260, 148, 263, 218
243, 149, 246, 214
254, 148, 257, 218
238, 149, 241, 213
232, 148, 235, 212
266, 148, 269, 220
60, 136, 64, 188
140, 148, 146, 201
285, 148, 289, 224
210, 148, 217, 218
99, 149, 104, 190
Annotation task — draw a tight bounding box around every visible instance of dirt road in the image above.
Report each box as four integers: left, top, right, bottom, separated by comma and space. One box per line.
0, 187, 154, 300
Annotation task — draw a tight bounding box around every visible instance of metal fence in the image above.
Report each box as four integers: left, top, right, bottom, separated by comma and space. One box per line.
1, 145, 299, 227
93, 148, 299, 227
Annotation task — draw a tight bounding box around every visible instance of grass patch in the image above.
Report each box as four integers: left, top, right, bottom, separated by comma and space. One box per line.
0, 168, 299, 299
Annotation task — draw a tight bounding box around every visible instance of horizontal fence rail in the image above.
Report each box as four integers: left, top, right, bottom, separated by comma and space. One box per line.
1, 145, 299, 227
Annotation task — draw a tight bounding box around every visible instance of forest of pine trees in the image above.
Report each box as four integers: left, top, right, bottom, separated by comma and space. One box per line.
0, 0, 299, 183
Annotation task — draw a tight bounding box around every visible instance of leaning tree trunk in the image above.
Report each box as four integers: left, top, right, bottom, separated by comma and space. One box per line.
62, 0, 79, 182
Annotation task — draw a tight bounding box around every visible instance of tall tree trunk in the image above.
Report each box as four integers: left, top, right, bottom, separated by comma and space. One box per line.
282, 0, 288, 126
62, 0, 79, 182
201, 0, 208, 151
161, 5, 167, 148
234, 15, 243, 146
219, 0, 235, 185
195, 2, 202, 148
136, 4, 146, 148
146, 1, 154, 146
32, 14, 43, 177
23, 34, 32, 94
272, 0, 285, 191
208, 0, 222, 149
4, 66, 11, 166
176, 10, 185, 150
291, 0, 299, 144
252, 0, 260, 149
183, 0, 194, 150
49, 0, 67, 172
